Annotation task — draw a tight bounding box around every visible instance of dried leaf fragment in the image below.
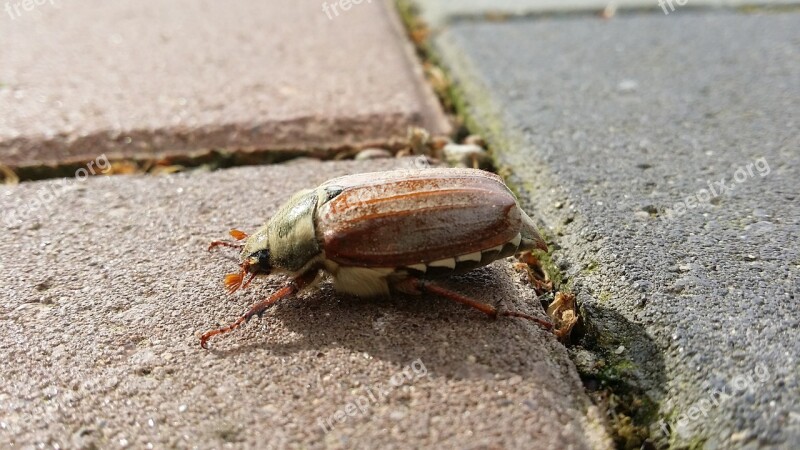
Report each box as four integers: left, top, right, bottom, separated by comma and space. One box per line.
548, 291, 579, 340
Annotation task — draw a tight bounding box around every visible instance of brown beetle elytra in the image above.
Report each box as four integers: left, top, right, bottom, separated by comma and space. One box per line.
202, 168, 553, 348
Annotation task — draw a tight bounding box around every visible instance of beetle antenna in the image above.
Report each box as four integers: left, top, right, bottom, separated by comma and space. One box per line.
228, 229, 248, 240
207, 229, 249, 252
224, 272, 245, 293
223, 260, 258, 294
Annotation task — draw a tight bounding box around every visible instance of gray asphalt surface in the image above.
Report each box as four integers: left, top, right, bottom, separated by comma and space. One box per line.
0, 159, 610, 449
430, 10, 800, 449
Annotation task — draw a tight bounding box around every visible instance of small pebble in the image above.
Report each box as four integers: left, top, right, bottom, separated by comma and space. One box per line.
463, 135, 486, 147
354, 148, 392, 160
443, 144, 489, 168
617, 79, 639, 93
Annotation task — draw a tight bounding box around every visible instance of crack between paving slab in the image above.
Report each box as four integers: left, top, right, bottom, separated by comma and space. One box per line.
1, 142, 406, 183
2, 1, 454, 185
394, 2, 680, 449
0, 119, 423, 183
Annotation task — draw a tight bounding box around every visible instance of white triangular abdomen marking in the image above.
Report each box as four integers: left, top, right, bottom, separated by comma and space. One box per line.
428, 258, 457, 269
456, 252, 482, 262
407, 263, 427, 272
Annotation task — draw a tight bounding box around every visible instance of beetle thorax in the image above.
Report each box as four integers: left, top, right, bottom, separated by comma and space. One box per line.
242, 189, 322, 273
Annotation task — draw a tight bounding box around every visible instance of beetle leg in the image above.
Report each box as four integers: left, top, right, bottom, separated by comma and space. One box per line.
200, 270, 317, 349
395, 278, 553, 330
516, 251, 554, 296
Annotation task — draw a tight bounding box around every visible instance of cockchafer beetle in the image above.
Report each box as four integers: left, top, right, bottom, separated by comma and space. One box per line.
201, 167, 553, 348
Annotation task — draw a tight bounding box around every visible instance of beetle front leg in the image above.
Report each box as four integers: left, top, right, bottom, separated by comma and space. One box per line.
200, 270, 318, 349
394, 278, 553, 331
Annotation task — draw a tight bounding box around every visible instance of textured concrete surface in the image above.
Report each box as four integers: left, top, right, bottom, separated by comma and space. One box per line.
411, 0, 800, 26
0, 0, 448, 168
431, 10, 799, 449
0, 159, 610, 449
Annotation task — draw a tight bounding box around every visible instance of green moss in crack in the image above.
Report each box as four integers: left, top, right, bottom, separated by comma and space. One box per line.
398, 1, 518, 146
738, 4, 800, 13
582, 365, 660, 449
534, 246, 565, 291
573, 306, 664, 449
396, 0, 461, 121
656, 410, 709, 449
584, 260, 600, 274
686, 436, 709, 450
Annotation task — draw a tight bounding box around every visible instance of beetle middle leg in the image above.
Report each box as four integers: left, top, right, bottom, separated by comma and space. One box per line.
200, 270, 318, 349
394, 278, 553, 330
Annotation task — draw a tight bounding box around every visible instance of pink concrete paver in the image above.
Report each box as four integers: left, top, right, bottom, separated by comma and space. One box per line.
0, 0, 449, 168
0, 158, 610, 449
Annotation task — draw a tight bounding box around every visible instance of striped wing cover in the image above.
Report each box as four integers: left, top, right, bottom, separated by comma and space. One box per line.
316, 168, 522, 267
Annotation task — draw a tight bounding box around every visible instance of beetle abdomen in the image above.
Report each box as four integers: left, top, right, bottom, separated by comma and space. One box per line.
316, 168, 526, 268
400, 232, 524, 278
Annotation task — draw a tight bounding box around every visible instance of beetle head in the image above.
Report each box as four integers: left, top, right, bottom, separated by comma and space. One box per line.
224, 248, 271, 294
242, 248, 272, 275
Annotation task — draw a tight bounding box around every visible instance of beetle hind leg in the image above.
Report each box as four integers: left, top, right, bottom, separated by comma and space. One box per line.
394, 278, 553, 331
515, 251, 554, 296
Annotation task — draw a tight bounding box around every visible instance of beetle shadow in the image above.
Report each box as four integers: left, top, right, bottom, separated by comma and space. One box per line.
208, 264, 665, 389
568, 296, 668, 437
572, 297, 668, 394
210, 265, 555, 379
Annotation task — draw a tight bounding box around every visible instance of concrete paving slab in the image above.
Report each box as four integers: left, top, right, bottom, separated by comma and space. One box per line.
0, 159, 610, 449
410, 0, 799, 26
0, 0, 448, 169
430, 10, 800, 449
